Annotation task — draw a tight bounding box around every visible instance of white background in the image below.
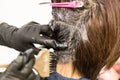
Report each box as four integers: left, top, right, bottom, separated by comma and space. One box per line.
0, 0, 52, 64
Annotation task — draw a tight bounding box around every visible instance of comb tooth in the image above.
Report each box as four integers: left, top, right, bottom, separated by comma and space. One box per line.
49, 63, 52, 65
50, 52, 58, 61
49, 62, 56, 69
50, 65, 56, 69
50, 59, 56, 61
50, 64, 55, 68
50, 70, 55, 75
50, 59, 57, 62
50, 67, 55, 74
49, 64, 57, 69
50, 54, 56, 58
51, 67, 56, 71
50, 57, 57, 60
50, 56, 57, 59
50, 53, 53, 55
50, 61, 57, 65
50, 69, 54, 72
50, 69, 56, 73
50, 57, 57, 61
50, 53, 56, 57
50, 51, 57, 56
50, 66, 56, 69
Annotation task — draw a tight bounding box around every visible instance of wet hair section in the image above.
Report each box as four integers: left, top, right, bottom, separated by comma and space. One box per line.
51, 21, 76, 63
51, 19, 89, 64
51, 0, 94, 63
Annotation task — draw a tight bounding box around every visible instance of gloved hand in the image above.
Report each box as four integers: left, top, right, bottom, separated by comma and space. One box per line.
0, 21, 67, 54
0, 49, 36, 80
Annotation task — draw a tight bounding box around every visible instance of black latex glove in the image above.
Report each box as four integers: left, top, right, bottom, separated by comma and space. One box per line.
0, 49, 36, 80
0, 21, 67, 54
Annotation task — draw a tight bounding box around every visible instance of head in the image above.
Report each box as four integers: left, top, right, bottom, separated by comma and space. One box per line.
51, 0, 120, 79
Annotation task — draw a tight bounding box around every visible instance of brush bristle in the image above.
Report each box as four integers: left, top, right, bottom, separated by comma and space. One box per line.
34, 49, 58, 78
49, 51, 58, 75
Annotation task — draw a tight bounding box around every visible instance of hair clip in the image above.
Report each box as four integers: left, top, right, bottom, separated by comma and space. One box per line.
39, 1, 84, 8
51, 1, 84, 8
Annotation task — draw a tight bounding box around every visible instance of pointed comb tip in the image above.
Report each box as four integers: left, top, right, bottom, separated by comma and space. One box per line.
39, 2, 51, 5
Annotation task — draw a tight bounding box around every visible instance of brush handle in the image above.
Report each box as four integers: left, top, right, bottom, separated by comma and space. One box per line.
34, 49, 51, 77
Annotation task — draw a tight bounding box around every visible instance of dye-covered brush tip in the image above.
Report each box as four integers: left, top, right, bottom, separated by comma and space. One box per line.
34, 49, 58, 78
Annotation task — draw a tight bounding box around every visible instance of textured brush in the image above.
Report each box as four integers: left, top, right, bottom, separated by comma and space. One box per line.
34, 49, 58, 78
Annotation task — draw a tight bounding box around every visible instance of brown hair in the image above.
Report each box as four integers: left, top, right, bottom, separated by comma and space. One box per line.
51, 0, 120, 79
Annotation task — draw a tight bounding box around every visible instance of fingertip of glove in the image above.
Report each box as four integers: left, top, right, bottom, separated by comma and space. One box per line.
20, 48, 35, 62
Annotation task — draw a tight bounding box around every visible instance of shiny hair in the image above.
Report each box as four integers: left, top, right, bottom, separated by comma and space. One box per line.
51, 0, 120, 79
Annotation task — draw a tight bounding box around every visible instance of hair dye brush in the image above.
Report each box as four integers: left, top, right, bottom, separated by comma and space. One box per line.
34, 49, 58, 78
0, 49, 58, 78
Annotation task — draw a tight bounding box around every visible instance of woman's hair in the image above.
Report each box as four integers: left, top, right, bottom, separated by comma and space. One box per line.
51, 0, 120, 79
